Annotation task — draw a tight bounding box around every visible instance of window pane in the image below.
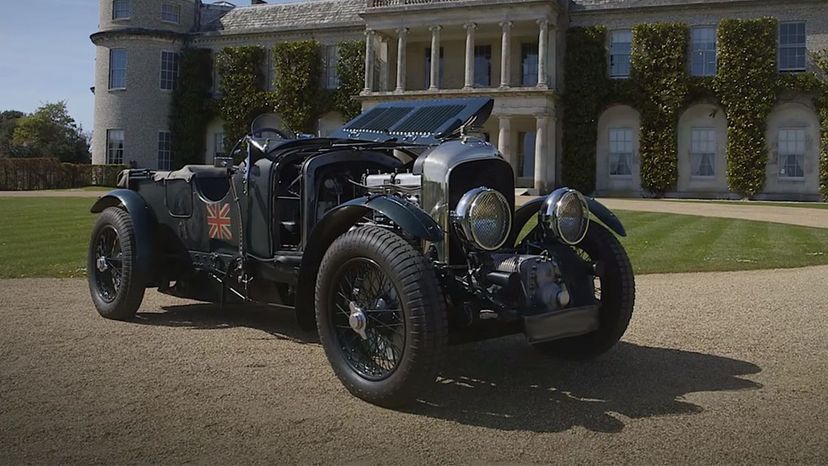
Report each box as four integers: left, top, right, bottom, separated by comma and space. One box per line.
109, 49, 127, 89
474, 45, 492, 86
112, 0, 130, 19
161, 3, 181, 23
160, 51, 179, 91
323, 45, 340, 90
517, 131, 536, 178
610, 31, 632, 78
521, 43, 538, 86
779, 22, 806, 71
609, 128, 633, 176
690, 27, 717, 76
214, 133, 225, 157
107, 129, 124, 165
157, 131, 172, 170
778, 129, 805, 178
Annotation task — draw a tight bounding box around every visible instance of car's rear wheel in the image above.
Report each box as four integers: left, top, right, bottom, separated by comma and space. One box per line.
88, 207, 145, 320
532, 223, 635, 359
315, 226, 447, 408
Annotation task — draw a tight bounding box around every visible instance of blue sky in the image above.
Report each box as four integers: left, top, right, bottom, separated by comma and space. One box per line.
0, 0, 264, 132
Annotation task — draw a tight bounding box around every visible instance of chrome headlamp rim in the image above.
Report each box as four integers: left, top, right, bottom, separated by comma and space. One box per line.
539, 187, 590, 245
454, 187, 512, 251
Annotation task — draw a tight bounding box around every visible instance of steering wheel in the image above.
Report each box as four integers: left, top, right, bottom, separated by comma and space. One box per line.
251, 127, 290, 140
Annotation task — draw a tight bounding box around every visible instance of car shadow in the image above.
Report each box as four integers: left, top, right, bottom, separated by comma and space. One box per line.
133, 302, 319, 344
131, 302, 762, 434
411, 338, 762, 433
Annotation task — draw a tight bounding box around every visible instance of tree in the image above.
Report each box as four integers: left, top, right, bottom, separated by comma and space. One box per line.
0, 110, 25, 156
10, 102, 90, 163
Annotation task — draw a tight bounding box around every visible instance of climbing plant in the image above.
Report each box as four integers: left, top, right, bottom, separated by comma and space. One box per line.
630, 23, 689, 194
169, 48, 214, 168
216, 46, 272, 146
560, 26, 610, 193
715, 18, 778, 198
335, 40, 366, 120
272, 41, 321, 133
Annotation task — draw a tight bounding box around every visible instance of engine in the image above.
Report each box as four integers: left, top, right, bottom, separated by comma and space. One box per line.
363, 172, 422, 206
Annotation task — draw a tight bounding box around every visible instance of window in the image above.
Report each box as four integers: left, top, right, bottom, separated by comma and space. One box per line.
609, 128, 633, 176
214, 132, 226, 157
161, 3, 181, 24
107, 130, 124, 165
160, 51, 179, 91
690, 26, 717, 76
778, 128, 805, 178
264, 50, 274, 91
424, 47, 444, 88
212, 54, 222, 96
112, 0, 130, 20
609, 30, 632, 78
517, 131, 536, 179
474, 45, 492, 87
158, 131, 172, 170
690, 128, 716, 177
109, 49, 127, 90
323, 45, 339, 90
779, 22, 806, 72
521, 43, 539, 86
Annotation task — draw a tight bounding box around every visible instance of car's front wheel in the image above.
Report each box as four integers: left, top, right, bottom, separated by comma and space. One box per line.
315, 226, 447, 408
88, 207, 146, 320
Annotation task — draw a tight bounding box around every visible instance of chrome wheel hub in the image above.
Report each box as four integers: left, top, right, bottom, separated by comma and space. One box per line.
96, 256, 109, 272
348, 301, 368, 340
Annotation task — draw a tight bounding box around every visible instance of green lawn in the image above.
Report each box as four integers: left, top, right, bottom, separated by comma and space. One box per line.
1, 198, 827, 279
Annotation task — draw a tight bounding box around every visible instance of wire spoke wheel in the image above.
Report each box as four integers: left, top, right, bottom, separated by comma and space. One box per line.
93, 226, 123, 303
331, 258, 406, 380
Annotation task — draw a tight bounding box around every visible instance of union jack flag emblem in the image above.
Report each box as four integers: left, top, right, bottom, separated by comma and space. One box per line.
206, 203, 232, 240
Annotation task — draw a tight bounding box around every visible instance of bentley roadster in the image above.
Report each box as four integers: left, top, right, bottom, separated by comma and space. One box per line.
88, 98, 634, 407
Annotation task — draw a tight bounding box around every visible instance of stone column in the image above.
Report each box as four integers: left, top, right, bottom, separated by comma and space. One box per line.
464, 23, 477, 89
537, 19, 549, 88
499, 21, 512, 88
534, 114, 549, 192
497, 115, 513, 169
429, 25, 442, 91
363, 29, 375, 92
395, 27, 408, 93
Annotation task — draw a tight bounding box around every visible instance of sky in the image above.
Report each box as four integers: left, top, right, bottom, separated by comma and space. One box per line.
0, 0, 266, 133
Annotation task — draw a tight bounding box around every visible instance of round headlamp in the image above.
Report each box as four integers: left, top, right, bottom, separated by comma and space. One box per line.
539, 188, 589, 245
454, 187, 512, 251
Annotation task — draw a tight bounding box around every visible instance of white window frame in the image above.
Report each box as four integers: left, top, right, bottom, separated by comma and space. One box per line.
323, 45, 340, 90
112, 0, 130, 20
779, 21, 807, 73
159, 50, 179, 91
608, 127, 633, 177
690, 26, 717, 77
161, 2, 181, 24
777, 127, 806, 180
157, 131, 172, 170
107, 129, 125, 165
109, 49, 127, 90
690, 127, 716, 178
609, 30, 632, 79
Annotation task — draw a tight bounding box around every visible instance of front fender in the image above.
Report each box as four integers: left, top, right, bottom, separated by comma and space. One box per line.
510, 195, 626, 246
294, 195, 442, 331
91, 189, 157, 284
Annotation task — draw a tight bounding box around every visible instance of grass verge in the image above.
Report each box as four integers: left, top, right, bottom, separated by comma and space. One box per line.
1, 198, 827, 279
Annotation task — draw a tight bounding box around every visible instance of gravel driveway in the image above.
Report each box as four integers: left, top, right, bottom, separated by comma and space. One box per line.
1, 266, 827, 464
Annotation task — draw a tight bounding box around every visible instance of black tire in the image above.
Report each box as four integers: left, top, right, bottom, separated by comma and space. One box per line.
315, 226, 447, 408
533, 223, 635, 360
88, 207, 146, 320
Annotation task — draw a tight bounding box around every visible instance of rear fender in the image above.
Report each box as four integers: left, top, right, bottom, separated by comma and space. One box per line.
91, 189, 157, 285
294, 195, 442, 331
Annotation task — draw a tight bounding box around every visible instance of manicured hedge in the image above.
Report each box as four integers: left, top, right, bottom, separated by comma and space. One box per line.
0, 158, 125, 190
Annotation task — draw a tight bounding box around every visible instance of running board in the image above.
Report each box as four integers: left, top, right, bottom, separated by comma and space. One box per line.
523, 304, 600, 344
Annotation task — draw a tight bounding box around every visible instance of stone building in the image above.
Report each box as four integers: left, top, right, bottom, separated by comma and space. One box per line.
91, 0, 827, 199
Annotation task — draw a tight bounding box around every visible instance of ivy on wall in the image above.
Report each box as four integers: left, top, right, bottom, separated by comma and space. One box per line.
334, 40, 366, 121
560, 26, 610, 193
715, 18, 778, 198
562, 18, 828, 199
216, 46, 272, 147
169, 48, 215, 168
272, 41, 321, 133
631, 23, 689, 194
